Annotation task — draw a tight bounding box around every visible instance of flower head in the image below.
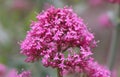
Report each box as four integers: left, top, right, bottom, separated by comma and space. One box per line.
20, 6, 95, 62
20, 6, 110, 77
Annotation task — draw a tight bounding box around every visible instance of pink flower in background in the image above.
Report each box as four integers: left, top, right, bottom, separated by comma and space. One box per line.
17, 71, 31, 77
98, 13, 113, 28
7, 69, 17, 77
0, 64, 6, 77
11, 0, 33, 11
111, 70, 117, 77
89, 0, 103, 6
108, 0, 120, 4
0, 64, 32, 77
7, 70, 32, 77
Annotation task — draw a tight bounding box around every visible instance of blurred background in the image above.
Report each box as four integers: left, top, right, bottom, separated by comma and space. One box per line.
0, 0, 120, 77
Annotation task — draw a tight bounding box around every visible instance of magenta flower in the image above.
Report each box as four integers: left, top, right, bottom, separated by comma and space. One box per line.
111, 70, 117, 77
88, 0, 103, 6
0, 64, 6, 77
7, 69, 31, 77
11, 0, 33, 11
20, 6, 95, 62
20, 6, 110, 76
7, 69, 18, 77
108, 0, 120, 4
17, 71, 31, 77
84, 58, 110, 77
98, 13, 113, 28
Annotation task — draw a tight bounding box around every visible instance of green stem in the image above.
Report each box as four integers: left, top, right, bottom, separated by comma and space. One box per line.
57, 68, 62, 77
34, 62, 42, 77
107, 27, 118, 69
107, 5, 120, 70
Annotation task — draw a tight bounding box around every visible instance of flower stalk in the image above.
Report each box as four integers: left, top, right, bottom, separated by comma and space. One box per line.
107, 5, 120, 70
57, 68, 62, 77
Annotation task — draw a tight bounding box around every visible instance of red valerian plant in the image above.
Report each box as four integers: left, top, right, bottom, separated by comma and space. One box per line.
20, 6, 110, 77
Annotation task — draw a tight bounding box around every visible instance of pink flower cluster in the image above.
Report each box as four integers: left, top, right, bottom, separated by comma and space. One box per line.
21, 6, 95, 63
108, 0, 120, 4
0, 63, 31, 77
11, 0, 33, 11
98, 13, 113, 28
0, 64, 6, 77
17, 71, 31, 77
7, 70, 31, 77
88, 0, 103, 6
20, 6, 110, 77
